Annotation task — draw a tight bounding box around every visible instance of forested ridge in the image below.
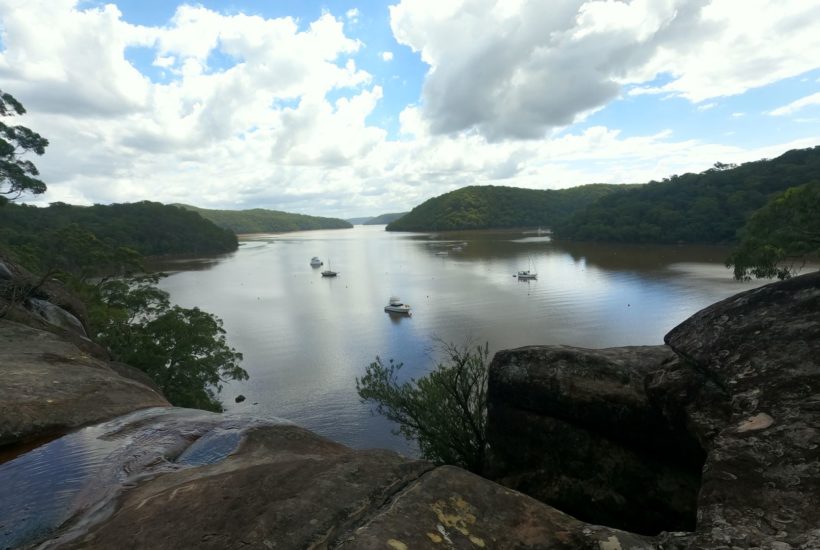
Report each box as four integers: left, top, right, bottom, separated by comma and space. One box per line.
175, 204, 352, 233
386, 184, 626, 232
364, 212, 407, 225
0, 201, 238, 258
554, 146, 820, 244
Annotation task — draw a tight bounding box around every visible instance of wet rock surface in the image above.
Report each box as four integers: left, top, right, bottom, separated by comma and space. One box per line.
0, 319, 168, 447
1, 407, 286, 549
3, 410, 655, 550
488, 272, 820, 548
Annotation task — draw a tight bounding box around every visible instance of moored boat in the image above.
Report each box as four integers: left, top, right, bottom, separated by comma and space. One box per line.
384, 296, 411, 314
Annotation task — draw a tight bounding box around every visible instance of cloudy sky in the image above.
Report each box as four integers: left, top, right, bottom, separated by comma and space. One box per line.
1, 0, 819, 218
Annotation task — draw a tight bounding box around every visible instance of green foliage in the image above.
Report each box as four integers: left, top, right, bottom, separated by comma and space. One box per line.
0, 201, 238, 260
90, 275, 247, 412
386, 184, 625, 232
726, 181, 820, 280
0, 91, 49, 203
356, 341, 490, 474
0, 203, 246, 412
175, 204, 352, 233
363, 212, 408, 225
555, 146, 820, 244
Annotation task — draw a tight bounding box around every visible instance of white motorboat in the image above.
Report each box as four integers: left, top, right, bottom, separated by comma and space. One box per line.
310, 256, 323, 267
516, 270, 537, 280
384, 296, 411, 314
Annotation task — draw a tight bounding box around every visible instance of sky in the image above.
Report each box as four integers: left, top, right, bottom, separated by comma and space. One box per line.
1, 0, 819, 219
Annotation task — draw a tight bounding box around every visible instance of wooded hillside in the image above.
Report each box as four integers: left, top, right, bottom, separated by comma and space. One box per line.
176, 204, 352, 233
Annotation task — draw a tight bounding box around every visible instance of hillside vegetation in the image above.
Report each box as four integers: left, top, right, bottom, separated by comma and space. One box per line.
554, 146, 820, 244
364, 212, 408, 225
176, 204, 352, 233
0, 201, 237, 259
386, 184, 626, 232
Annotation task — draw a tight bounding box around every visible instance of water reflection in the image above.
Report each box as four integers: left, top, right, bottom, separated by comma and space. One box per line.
152, 226, 766, 456
0, 408, 288, 549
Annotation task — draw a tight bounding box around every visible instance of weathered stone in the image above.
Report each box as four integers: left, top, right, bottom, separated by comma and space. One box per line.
0, 319, 169, 446
487, 272, 820, 548
26, 297, 87, 336
23, 413, 654, 550
54, 423, 435, 550
488, 345, 703, 535
0, 260, 12, 281
665, 271, 820, 549
340, 465, 655, 549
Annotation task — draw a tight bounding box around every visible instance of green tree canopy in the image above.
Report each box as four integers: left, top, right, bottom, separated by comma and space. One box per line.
357, 341, 490, 474
726, 181, 820, 280
90, 275, 247, 411
555, 146, 820, 244
0, 91, 48, 204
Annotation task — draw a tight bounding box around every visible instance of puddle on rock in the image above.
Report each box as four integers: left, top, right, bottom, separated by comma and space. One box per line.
0, 407, 289, 550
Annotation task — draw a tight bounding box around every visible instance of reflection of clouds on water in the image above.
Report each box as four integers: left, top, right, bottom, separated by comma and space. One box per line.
667, 262, 739, 284
510, 236, 552, 244
152, 225, 769, 457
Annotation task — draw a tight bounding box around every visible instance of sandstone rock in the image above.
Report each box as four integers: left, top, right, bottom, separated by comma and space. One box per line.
0, 319, 169, 447
665, 271, 820, 549
487, 272, 820, 548
1, 408, 655, 550
25, 297, 87, 337
488, 345, 703, 535
0, 260, 12, 281
339, 465, 655, 549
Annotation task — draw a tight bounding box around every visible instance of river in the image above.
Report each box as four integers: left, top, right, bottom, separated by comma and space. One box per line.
151, 225, 761, 455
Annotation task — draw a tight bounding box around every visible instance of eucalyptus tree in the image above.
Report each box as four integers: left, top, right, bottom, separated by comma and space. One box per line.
0, 91, 49, 204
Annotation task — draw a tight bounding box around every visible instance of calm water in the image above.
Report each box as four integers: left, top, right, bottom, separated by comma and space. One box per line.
152, 225, 760, 455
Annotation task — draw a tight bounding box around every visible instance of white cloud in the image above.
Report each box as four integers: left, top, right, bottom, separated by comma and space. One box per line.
697, 102, 717, 112
381, 51, 394, 62
389, 0, 820, 140
768, 92, 820, 116
345, 8, 359, 22
731, 112, 745, 118
1, 0, 818, 219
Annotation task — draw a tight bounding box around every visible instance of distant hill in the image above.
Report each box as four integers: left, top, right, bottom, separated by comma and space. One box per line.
0, 201, 238, 257
364, 212, 408, 225
346, 217, 373, 225
175, 205, 352, 234
386, 184, 626, 232
554, 146, 820, 244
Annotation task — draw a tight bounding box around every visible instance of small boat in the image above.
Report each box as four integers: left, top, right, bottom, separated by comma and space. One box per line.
435, 251, 448, 256
384, 296, 411, 314
310, 256, 323, 267
321, 269, 338, 277
516, 270, 537, 280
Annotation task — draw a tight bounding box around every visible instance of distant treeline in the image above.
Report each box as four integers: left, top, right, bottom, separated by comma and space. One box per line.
364, 212, 407, 225
554, 146, 820, 243
386, 184, 626, 232
386, 146, 820, 245
176, 204, 352, 233
0, 201, 238, 258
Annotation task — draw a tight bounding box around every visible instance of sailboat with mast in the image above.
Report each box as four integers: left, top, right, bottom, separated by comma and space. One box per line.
515, 257, 537, 280
321, 259, 338, 277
